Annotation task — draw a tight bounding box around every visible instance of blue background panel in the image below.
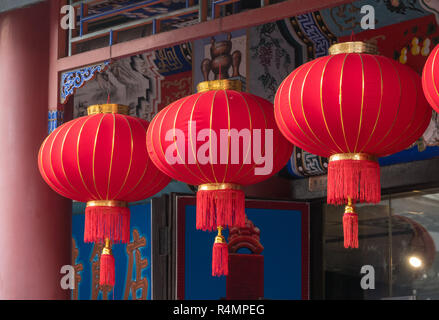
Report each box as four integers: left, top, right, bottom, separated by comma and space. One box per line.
184, 205, 304, 300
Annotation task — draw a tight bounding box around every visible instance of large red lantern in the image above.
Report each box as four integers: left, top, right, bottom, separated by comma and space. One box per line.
275, 42, 431, 248
422, 44, 439, 113
38, 104, 171, 287
146, 79, 293, 275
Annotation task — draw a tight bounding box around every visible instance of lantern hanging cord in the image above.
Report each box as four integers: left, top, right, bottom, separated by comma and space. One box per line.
351, 0, 355, 40
107, 37, 113, 104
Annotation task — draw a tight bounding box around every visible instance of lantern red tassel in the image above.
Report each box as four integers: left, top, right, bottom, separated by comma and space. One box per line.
343, 199, 359, 249
327, 154, 380, 205
212, 226, 229, 277
197, 184, 245, 231
100, 239, 115, 287
84, 201, 130, 244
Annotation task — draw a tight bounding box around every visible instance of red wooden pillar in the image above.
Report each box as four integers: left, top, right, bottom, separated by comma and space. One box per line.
0, 1, 72, 299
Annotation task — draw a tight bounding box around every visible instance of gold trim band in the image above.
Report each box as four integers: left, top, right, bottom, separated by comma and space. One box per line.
198, 183, 241, 191
329, 153, 377, 162
197, 79, 242, 93
86, 200, 128, 208
329, 41, 378, 55
87, 104, 130, 115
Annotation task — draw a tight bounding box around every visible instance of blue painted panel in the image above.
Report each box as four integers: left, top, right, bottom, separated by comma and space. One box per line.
184, 205, 226, 300
378, 145, 439, 166
184, 205, 303, 300
153, 43, 193, 76
286, 145, 439, 178
246, 208, 302, 300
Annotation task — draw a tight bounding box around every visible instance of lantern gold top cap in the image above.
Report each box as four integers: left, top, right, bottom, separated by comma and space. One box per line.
87, 103, 129, 115
197, 79, 242, 93
329, 41, 378, 55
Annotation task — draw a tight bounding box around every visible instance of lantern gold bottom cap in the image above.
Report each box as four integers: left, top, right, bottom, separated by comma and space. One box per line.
329, 153, 377, 162
86, 200, 128, 208
198, 183, 241, 191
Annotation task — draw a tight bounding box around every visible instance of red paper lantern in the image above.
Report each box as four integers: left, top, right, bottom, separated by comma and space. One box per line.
146, 80, 293, 275
422, 44, 439, 114
274, 42, 431, 248
38, 104, 171, 287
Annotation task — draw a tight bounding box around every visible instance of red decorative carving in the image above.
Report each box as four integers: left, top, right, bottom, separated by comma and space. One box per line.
228, 218, 264, 254
158, 71, 192, 112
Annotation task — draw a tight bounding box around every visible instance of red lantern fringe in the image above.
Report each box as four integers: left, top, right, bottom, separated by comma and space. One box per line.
99, 253, 115, 287
327, 159, 380, 205
212, 242, 229, 277
84, 206, 130, 243
343, 211, 359, 249
196, 189, 245, 231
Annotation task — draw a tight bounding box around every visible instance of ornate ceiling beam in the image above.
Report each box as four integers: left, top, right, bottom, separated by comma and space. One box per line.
57, 0, 352, 72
